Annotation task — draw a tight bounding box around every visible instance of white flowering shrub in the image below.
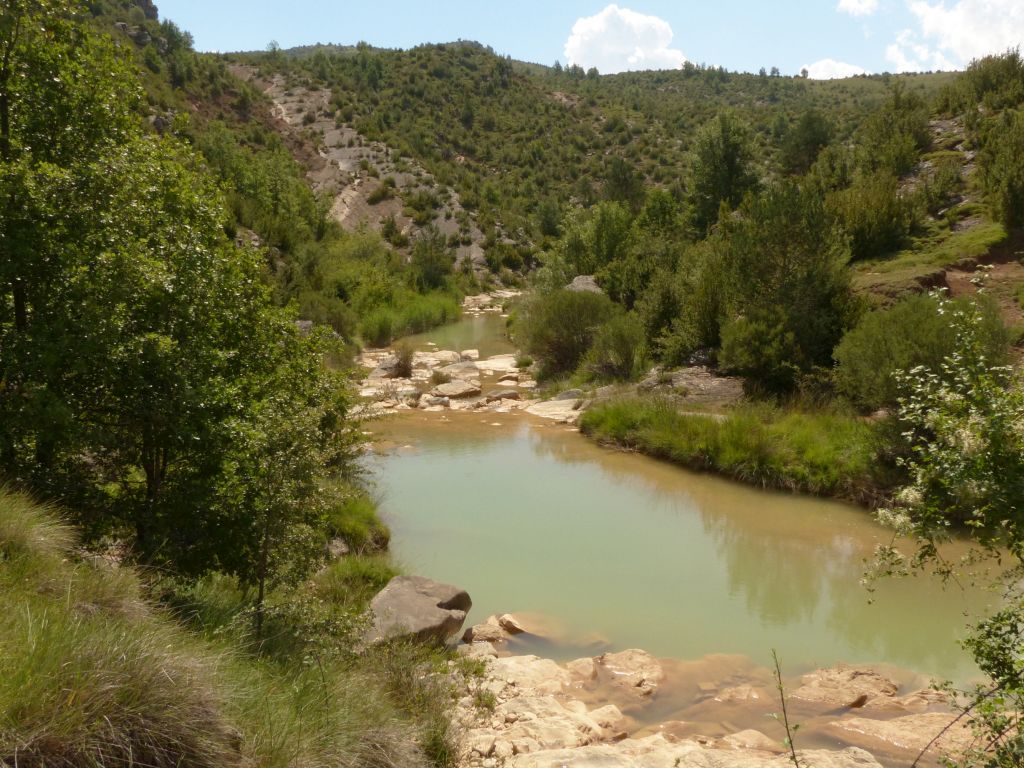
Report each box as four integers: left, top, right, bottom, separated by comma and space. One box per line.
874, 295, 1024, 765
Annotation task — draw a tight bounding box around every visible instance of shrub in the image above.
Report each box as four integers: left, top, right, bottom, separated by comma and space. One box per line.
327, 491, 391, 553
828, 171, 915, 261
514, 289, 618, 378
979, 109, 1024, 228
581, 313, 647, 381
834, 292, 1009, 410
392, 342, 415, 379
718, 308, 801, 393
361, 307, 397, 347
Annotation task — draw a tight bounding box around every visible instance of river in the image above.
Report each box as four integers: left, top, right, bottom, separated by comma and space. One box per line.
368, 314, 991, 687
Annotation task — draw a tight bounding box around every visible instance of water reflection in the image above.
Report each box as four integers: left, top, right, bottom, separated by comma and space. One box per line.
371, 413, 983, 682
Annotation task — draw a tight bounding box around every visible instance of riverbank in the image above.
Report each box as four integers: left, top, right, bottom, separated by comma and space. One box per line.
448, 614, 970, 768
579, 397, 899, 507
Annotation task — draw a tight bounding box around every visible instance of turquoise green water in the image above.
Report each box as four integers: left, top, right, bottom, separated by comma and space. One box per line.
372, 413, 989, 683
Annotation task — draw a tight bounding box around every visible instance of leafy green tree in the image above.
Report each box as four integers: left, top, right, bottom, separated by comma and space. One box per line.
979, 109, 1024, 228
856, 82, 930, 176
716, 181, 856, 389
0, 5, 359, 588
780, 109, 832, 175
410, 226, 453, 291
687, 112, 759, 234
828, 170, 915, 261
514, 289, 618, 378
603, 156, 645, 212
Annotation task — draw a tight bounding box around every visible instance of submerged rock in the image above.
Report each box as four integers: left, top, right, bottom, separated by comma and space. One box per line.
597, 649, 665, 696
791, 666, 898, 709
365, 575, 471, 644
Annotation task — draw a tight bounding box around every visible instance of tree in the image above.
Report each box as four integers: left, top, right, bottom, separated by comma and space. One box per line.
716, 181, 856, 390
687, 112, 759, 234
410, 226, 453, 290
979, 108, 1024, 228
0, 5, 359, 587
603, 156, 645, 212
780, 109, 832, 175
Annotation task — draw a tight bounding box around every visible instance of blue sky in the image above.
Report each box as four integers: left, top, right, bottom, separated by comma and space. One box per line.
156, 0, 1024, 78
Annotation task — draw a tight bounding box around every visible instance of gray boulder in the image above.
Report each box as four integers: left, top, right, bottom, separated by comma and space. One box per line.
565, 275, 603, 294
366, 575, 472, 644
486, 389, 521, 402
432, 380, 481, 399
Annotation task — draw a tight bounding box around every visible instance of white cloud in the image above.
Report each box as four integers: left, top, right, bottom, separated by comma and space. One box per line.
910, 0, 1024, 63
564, 4, 686, 74
803, 58, 871, 79
837, 0, 880, 16
886, 0, 1024, 72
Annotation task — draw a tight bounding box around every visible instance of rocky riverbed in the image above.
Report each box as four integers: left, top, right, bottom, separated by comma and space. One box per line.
364, 574, 971, 768
448, 626, 970, 768
354, 292, 590, 425
354, 291, 744, 426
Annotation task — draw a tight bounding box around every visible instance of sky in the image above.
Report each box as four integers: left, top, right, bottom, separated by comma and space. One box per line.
155, 0, 1024, 79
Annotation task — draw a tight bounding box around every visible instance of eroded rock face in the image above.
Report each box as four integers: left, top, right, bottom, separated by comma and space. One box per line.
791, 666, 899, 709
366, 575, 471, 644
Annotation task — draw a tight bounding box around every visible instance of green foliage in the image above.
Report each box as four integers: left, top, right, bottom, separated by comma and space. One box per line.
979, 109, 1024, 228
828, 170, 916, 261
834, 292, 1009, 410
514, 289, 618, 378
581, 398, 888, 503
780, 108, 832, 175
0, 8, 362, 597
880, 306, 1024, 554
856, 82, 930, 176
719, 308, 801, 393
687, 112, 759, 234
715, 181, 857, 389
0, 490, 445, 768
581, 313, 648, 381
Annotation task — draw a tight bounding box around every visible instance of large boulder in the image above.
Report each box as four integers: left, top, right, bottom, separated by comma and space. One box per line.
432, 380, 481, 399
438, 361, 480, 380
565, 275, 603, 294
365, 575, 471, 644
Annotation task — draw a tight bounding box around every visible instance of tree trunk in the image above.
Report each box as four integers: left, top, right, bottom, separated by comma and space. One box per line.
254, 509, 272, 636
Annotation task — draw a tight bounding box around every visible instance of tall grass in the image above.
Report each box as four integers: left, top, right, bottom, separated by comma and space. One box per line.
0, 489, 449, 768
580, 398, 894, 505
360, 292, 461, 347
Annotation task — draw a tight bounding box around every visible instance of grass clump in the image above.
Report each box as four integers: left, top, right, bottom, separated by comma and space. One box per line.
327, 490, 392, 553
580, 398, 892, 504
0, 488, 451, 768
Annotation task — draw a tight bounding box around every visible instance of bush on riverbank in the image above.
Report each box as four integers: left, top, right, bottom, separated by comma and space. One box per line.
0, 488, 456, 768
360, 291, 462, 347
580, 397, 894, 504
